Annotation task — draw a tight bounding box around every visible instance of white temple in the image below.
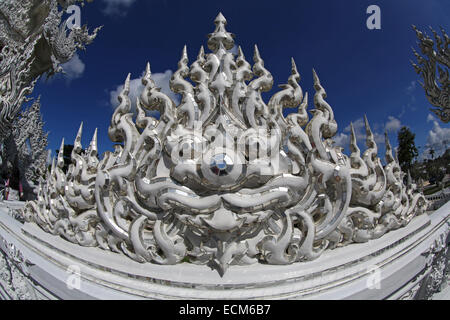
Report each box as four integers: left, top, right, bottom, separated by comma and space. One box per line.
0, 13, 448, 300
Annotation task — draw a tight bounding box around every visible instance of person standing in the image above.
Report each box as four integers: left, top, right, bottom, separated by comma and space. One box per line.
5, 177, 9, 200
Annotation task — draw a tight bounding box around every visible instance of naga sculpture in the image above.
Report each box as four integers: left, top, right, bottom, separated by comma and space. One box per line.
412, 26, 449, 123
0, 0, 101, 140
22, 13, 427, 276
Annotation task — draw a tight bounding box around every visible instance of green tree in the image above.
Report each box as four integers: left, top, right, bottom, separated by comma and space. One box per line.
429, 147, 435, 159
397, 126, 418, 175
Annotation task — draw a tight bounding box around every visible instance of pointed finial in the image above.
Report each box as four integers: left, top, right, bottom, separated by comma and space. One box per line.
176, 45, 189, 70
289, 58, 301, 83
291, 58, 298, 73
237, 46, 244, 59
249, 45, 273, 91
118, 73, 131, 100
349, 122, 360, 154
145, 62, 151, 79
124, 73, 131, 91
364, 115, 371, 131
385, 131, 395, 163
197, 46, 205, 60
57, 138, 65, 169
208, 13, 234, 52
363, 115, 376, 148
235, 46, 252, 82
215, 12, 227, 24
142, 62, 155, 87
312, 68, 324, 93
115, 73, 132, 113
350, 122, 356, 142
73, 122, 83, 154
89, 128, 98, 155
76, 121, 83, 137
254, 44, 261, 62
303, 92, 308, 105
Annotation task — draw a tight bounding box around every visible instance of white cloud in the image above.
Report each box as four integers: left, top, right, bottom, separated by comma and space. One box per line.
61, 54, 85, 81
228, 45, 239, 55
333, 116, 398, 149
385, 116, 401, 132
101, 0, 137, 16
400, 80, 418, 115
333, 133, 349, 148
343, 118, 384, 145
109, 69, 179, 115
427, 114, 436, 122
406, 81, 416, 95
425, 117, 450, 157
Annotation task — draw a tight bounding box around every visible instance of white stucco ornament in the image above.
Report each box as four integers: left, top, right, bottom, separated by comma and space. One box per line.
22, 13, 427, 276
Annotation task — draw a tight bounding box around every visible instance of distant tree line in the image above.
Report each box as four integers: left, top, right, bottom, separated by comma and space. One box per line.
397, 126, 449, 186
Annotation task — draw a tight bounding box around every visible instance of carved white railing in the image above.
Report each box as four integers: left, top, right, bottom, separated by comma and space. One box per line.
0, 200, 448, 299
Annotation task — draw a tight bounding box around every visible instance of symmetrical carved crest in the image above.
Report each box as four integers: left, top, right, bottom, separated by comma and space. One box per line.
23, 13, 427, 275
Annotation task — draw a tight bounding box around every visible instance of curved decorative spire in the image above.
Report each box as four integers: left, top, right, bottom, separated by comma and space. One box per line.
269, 58, 304, 128
249, 45, 273, 92
385, 130, 395, 164
190, 46, 208, 84
171, 46, 198, 128
348, 122, 369, 178
306, 69, 337, 160
235, 46, 253, 82
170, 45, 194, 95
312, 69, 336, 137
230, 46, 252, 121
109, 73, 131, 143
141, 62, 155, 97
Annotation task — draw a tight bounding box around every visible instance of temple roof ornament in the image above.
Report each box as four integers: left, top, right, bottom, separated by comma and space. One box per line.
412, 26, 449, 123
22, 13, 427, 276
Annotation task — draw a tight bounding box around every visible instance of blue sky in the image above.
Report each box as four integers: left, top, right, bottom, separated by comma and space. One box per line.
33, 0, 450, 161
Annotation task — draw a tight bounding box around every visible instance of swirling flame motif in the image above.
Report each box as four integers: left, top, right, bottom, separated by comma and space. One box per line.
23, 13, 427, 276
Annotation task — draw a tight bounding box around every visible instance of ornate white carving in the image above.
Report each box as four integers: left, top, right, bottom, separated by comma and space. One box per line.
416, 231, 449, 299
0, 239, 37, 300
412, 26, 449, 123
1, 97, 49, 199
22, 13, 427, 276
0, 0, 101, 140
